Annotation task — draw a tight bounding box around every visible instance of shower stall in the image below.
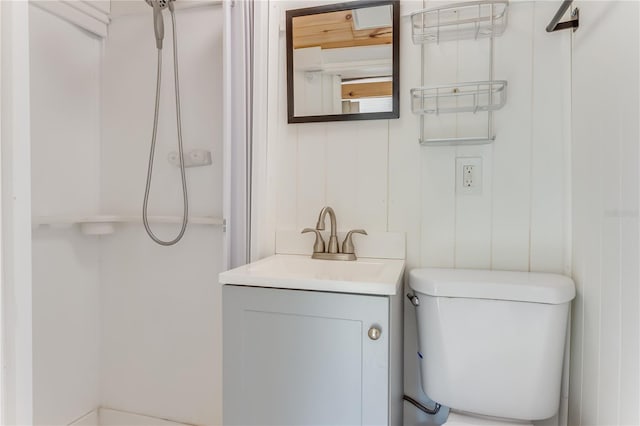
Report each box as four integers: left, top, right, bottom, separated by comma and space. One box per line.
0, 0, 250, 424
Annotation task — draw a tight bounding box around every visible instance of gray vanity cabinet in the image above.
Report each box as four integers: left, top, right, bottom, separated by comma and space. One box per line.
223, 284, 399, 426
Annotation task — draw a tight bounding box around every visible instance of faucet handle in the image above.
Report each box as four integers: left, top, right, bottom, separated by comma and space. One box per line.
302, 228, 325, 253
342, 229, 367, 254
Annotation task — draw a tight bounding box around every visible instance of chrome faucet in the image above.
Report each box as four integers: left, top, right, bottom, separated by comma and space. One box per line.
301, 206, 367, 261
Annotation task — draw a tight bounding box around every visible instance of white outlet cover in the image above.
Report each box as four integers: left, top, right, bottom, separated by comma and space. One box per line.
456, 157, 482, 195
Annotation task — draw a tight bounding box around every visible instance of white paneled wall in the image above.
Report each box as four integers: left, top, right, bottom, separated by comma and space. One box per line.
29, 5, 102, 425
569, 1, 640, 425
261, 1, 571, 425
416, 2, 570, 273
267, 0, 569, 268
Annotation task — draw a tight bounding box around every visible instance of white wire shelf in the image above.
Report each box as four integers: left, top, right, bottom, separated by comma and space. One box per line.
32, 214, 225, 236
410, 0, 509, 44
411, 80, 507, 115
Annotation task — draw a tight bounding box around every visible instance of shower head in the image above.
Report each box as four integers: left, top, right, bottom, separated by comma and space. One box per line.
144, 0, 171, 9
145, 0, 174, 49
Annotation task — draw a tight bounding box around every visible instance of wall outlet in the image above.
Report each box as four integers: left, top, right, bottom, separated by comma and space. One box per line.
463, 164, 475, 187
456, 157, 482, 195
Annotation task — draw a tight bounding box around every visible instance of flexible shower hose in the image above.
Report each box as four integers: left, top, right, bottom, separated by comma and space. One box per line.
143, 8, 188, 246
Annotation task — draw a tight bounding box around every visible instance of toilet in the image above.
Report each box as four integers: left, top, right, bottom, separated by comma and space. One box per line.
409, 268, 576, 425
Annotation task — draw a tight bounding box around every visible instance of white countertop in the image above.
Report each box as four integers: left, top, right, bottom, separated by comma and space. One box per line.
219, 254, 406, 296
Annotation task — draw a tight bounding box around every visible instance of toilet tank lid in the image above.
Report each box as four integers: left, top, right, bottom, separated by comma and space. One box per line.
409, 268, 576, 304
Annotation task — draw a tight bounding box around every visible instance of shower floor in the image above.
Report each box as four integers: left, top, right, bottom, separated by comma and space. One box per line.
70, 407, 191, 426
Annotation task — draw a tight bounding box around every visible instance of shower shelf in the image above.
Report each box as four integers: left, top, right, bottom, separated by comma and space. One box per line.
32, 215, 225, 236
410, 0, 509, 44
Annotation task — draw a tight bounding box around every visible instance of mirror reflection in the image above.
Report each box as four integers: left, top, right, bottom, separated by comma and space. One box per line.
287, 1, 399, 123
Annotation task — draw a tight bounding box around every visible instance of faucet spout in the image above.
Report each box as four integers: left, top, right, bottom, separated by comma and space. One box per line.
316, 206, 339, 253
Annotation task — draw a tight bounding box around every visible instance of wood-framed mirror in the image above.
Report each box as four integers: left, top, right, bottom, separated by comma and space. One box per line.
286, 0, 399, 123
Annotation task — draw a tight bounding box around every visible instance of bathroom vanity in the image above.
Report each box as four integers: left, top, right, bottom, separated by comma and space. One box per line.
220, 254, 405, 426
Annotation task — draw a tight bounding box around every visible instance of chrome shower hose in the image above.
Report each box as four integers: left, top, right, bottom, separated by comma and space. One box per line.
143, 8, 189, 246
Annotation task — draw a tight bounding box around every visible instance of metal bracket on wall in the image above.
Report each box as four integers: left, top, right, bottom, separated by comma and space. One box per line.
546, 0, 579, 33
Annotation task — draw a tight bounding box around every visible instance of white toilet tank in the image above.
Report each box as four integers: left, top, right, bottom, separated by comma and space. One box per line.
409, 268, 575, 422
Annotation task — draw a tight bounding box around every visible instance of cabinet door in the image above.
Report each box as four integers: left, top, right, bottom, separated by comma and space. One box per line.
223, 285, 389, 426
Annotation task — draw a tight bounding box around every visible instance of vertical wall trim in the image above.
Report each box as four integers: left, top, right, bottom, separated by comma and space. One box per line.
593, 213, 602, 425
527, 5, 535, 273
0, 1, 33, 423
225, 0, 254, 268
323, 124, 328, 204
386, 121, 390, 232
637, 9, 640, 423
249, 0, 268, 261
222, 0, 232, 270
563, 11, 573, 278
561, 17, 573, 426
0, 2, 4, 422
569, 14, 583, 426
245, 0, 255, 264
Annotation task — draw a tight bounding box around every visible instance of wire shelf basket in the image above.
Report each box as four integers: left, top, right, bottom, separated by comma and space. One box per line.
411, 0, 509, 44
411, 80, 507, 115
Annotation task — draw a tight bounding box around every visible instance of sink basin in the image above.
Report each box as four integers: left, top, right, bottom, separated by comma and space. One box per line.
219, 254, 405, 295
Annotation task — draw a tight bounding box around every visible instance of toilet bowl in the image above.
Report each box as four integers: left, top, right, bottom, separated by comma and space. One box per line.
409, 268, 575, 425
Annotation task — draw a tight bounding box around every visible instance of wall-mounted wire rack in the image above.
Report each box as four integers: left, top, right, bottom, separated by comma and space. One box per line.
411, 80, 507, 115
410, 0, 509, 44
410, 0, 509, 146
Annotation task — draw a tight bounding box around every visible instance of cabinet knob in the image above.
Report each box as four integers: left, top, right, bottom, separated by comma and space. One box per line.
368, 326, 381, 341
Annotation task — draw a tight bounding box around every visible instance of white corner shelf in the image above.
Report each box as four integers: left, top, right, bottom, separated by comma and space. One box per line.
411, 80, 507, 115
410, 0, 509, 44
32, 214, 225, 236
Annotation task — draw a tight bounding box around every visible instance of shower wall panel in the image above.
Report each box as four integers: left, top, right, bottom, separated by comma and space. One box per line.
100, 7, 223, 218
99, 226, 223, 425
99, 5, 224, 425
29, 4, 102, 425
